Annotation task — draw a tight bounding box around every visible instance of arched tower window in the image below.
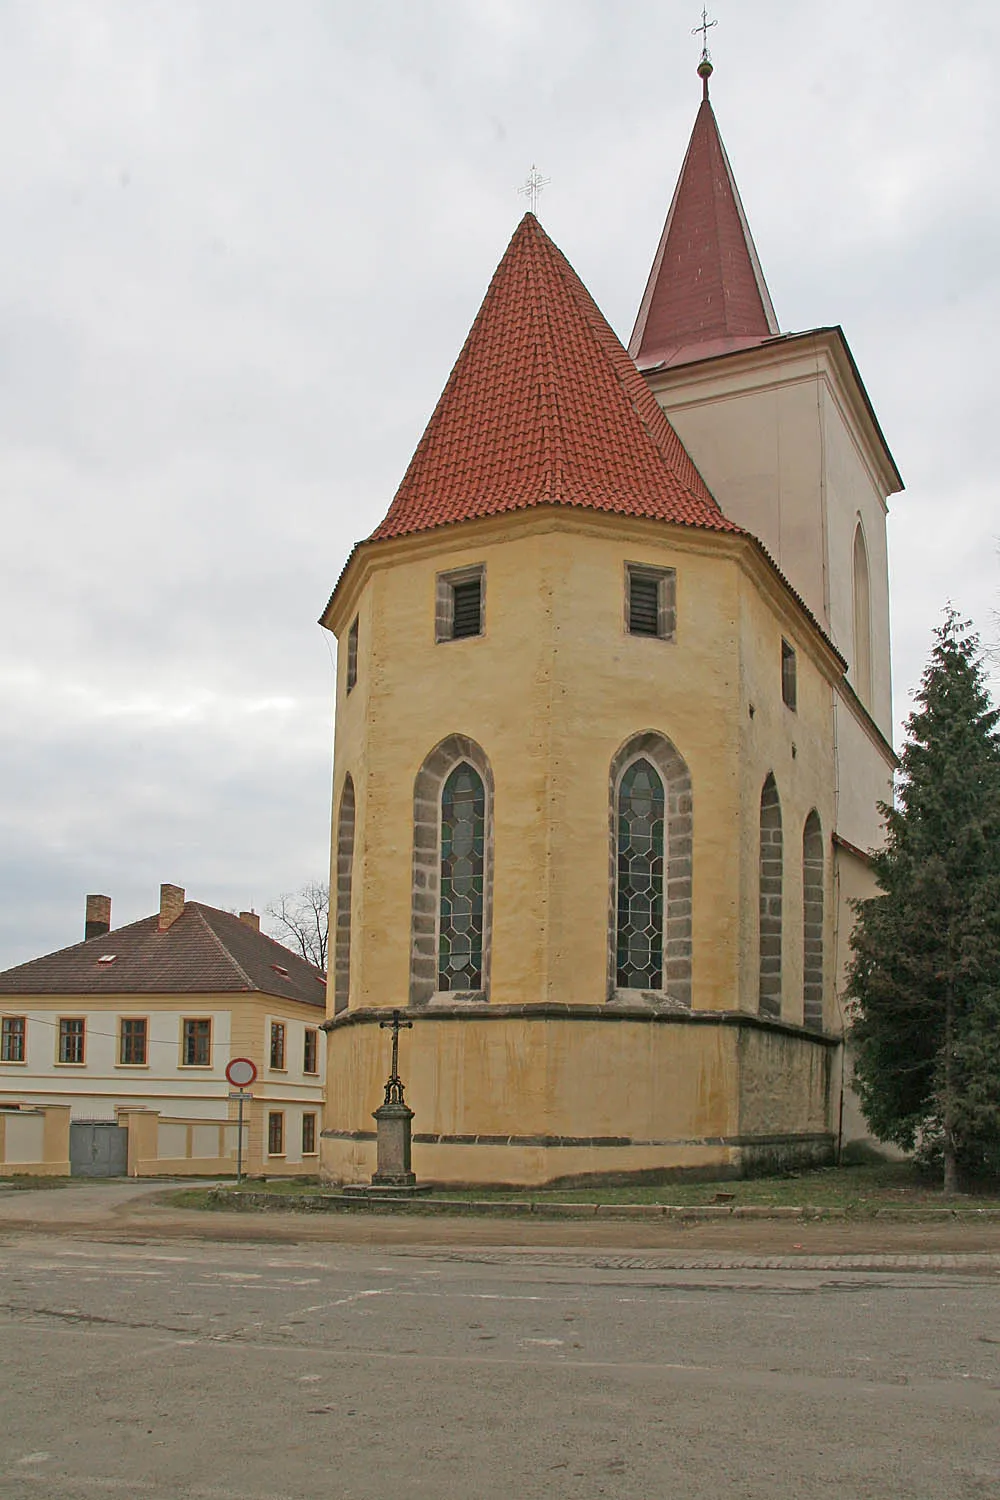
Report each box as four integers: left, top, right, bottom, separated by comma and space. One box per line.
853, 522, 872, 708
802, 811, 824, 1031
333, 774, 355, 1014
410, 735, 494, 1005
439, 763, 486, 991
616, 758, 665, 989
758, 773, 783, 1019
608, 731, 693, 1007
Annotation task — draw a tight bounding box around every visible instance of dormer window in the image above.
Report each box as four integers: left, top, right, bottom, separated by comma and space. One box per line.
436, 565, 485, 642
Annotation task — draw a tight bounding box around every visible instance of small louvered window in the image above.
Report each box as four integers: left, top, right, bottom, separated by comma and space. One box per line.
781, 640, 797, 711
436, 566, 485, 642
626, 564, 676, 640
452, 579, 482, 638
346, 617, 358, 693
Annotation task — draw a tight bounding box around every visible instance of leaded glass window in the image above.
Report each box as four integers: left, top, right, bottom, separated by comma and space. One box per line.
438, 762, 485, 990
616, 758, 665, 989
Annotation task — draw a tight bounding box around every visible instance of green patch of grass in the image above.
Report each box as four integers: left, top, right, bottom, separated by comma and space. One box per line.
163, 1162, 1000, 1216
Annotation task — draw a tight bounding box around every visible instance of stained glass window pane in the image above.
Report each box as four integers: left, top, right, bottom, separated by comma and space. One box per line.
616, 758, 665, 989
439, 762, 485, 990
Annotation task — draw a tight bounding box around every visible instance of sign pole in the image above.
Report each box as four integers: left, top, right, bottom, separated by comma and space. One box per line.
225, 1058, 258, 1185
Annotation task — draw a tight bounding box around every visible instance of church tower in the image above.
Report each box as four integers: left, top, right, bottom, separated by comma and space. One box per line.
629, 53, 900, 1045
319, 64, 896, 1187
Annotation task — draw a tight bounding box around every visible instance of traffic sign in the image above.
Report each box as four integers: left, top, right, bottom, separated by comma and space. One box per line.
226, 1056, 257, 1088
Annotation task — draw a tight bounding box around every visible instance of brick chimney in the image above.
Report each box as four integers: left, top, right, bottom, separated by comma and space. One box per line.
85, 894, 112, 941
158, 884, 185, 932
239, 910, 260, 932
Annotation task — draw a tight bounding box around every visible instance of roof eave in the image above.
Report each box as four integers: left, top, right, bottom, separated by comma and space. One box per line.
641, 326, 904, 497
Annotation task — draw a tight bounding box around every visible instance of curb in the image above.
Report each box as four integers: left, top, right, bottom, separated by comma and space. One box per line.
200, 1190, 1000, 1224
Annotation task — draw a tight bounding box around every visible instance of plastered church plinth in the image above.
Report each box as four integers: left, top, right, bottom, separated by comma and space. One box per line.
319, 73, 898, 1187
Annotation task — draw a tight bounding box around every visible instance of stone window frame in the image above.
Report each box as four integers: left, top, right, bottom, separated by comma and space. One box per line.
607, 731, 693, 1009
409, 733, 495, 1006
759, 772, 784, 1019
435, 564, 486, 643
333, 774, 355, 1014
802, 810, 824, 1031
624, 562, 677, 641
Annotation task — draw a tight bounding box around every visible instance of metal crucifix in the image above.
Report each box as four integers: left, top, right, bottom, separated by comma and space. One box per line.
518, 164, 550, 216
379, 1007, 413, 1106
692, 6, 717, 61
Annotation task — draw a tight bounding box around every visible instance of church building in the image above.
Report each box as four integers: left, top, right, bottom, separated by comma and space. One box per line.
318, 58, 900, 1186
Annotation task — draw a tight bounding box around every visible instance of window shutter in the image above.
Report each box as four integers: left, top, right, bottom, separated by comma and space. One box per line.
451, 578, 482, 638
629, 574, 660, 636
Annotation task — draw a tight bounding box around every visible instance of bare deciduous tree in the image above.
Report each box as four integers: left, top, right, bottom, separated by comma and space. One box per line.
265, 880, 329, 972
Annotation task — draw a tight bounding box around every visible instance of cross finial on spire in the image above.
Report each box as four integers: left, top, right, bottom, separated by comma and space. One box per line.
518, 164, 550, 216
692, 7, 717, 98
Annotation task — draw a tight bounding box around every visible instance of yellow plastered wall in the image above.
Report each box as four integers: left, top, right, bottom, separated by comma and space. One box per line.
329, 512, 843, 1019
0, 1105, 70, 1176
321, 511, 848, 1183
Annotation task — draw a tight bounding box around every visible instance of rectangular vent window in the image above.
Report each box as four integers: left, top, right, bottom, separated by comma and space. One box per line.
436, 565, 485, 643
782, 639, 798, 711
452, 579, 482, 638
629, 575, 660, 635
346, 617, 358, 693
626, 564, 676, 641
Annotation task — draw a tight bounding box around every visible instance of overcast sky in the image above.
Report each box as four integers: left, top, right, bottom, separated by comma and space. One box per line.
1, 0, 997, 969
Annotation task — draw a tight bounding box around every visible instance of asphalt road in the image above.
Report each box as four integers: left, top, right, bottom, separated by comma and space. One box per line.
1, 1233, 998, 1500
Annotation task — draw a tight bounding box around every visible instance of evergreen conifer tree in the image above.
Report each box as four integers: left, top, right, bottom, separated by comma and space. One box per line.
848, 610, 1000, 1190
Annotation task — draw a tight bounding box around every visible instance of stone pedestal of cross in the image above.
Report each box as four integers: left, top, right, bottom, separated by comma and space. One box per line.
371, 1008, 419, 1188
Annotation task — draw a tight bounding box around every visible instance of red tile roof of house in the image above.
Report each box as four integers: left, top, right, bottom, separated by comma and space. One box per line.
629, 94, 779, 371
368, 212, 736, 543
0, 903, 326, 1005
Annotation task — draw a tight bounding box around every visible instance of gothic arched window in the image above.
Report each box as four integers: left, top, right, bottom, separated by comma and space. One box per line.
759, 773, 783, 1018
438, 762, 486, 991
853, 522, 872, 708
802, 811, 824, 1030
409, 735, 494, 1006
333, 774, 355, 1014
608, 731, 693, 1007
615, 758, 666, 990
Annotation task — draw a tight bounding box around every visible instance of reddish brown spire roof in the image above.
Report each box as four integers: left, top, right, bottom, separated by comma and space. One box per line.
369, 213, 735, 543
629, 94, 779, 371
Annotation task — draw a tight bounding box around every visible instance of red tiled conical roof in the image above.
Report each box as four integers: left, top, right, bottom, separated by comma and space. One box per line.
369, 213, 735, 542
629, 96, 779, 371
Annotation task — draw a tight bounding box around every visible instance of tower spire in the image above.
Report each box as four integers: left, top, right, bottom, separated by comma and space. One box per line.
628, 49, 779, 372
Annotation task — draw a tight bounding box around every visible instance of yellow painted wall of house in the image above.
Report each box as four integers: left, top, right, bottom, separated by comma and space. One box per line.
0, 1105, 70, 1176
0, 991, 325, 1176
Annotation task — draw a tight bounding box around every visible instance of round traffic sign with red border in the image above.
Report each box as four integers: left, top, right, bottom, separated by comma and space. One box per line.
226, 1056, 257, 1088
